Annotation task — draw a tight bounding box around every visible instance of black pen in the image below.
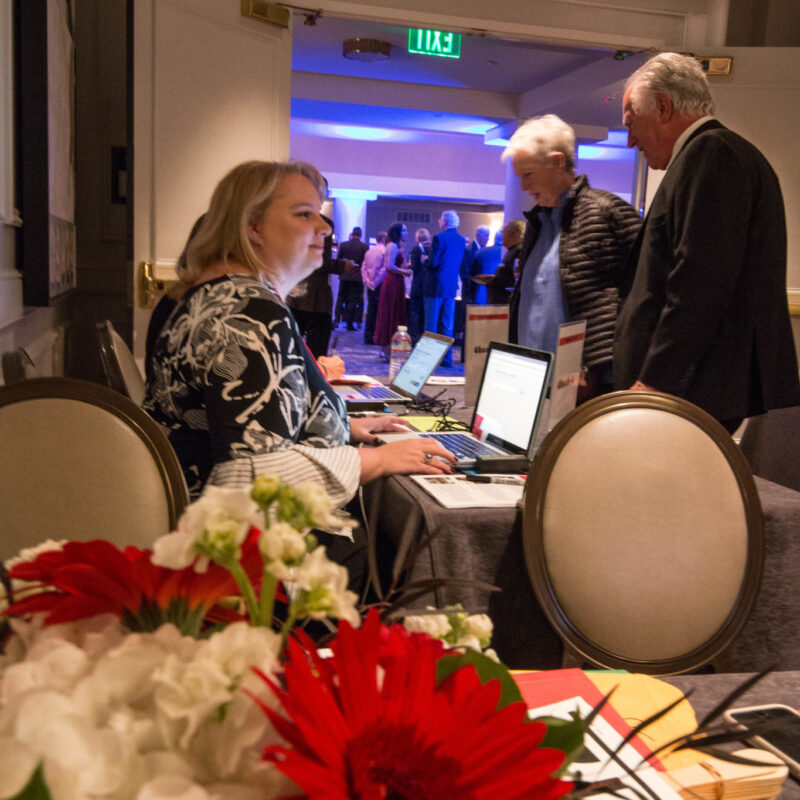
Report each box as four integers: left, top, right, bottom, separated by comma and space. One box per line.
465, 474, 525, 485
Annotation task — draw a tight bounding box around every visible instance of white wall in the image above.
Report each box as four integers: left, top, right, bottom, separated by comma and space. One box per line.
709, 48, 800, 295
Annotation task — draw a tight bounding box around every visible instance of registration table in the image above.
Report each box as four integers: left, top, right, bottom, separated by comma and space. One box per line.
363, 407, 800, 671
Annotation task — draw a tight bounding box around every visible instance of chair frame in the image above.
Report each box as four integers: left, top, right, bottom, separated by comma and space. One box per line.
523, 390, 764, 675
96, 319, 145, 403
0, 377, 188, 530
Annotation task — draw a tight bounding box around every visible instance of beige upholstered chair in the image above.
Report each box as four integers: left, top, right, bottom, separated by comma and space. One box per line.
96, 320, 146, 406
1, 348, 37, 385
523, 391, 764, 675
0, 378, 188, 563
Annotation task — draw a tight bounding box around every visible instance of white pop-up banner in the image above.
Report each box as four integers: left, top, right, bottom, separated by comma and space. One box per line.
464, 305, 510, 406
547, 319, 587, 431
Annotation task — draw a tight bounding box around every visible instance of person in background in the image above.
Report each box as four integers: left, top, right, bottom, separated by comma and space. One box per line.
286, 202, 340, 359
502, 114, 641, 402
145, 161, 455, 511
615, 51, 800, 431
407, 227, 431, 345
334, 226, 369, 331
485, 219, 525, 305
374, 222, 412, 361
361, 231, 387, 346
460, 225, 490, 305
470, 229, 502, 305
424, 210, 466, 367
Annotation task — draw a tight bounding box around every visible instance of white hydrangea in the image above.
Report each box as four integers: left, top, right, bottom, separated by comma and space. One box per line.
0, 619, 291, 799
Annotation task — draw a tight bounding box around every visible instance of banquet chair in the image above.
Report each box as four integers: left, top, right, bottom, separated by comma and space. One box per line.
1, 348, 37, 385
0, 377, 188, 563
738, 405, 800, 492
523, 391, 764, 675
96, 320, 146, 406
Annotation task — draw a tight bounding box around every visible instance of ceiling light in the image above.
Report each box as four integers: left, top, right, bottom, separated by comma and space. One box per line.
343, 38, 390, 62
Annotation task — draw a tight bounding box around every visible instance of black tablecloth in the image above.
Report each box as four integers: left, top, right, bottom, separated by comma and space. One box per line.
363, 473, 800, 671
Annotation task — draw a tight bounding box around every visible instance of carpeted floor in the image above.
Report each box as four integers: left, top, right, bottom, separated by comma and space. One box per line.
327, 322, 466, 379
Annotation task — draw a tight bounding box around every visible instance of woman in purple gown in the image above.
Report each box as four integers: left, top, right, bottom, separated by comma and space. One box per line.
373, 222, 412, 360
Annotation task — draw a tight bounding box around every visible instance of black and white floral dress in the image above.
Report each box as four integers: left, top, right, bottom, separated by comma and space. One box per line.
144, 274, 360, 502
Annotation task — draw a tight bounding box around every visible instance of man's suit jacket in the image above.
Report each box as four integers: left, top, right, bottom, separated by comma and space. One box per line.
459, 240, 481, 303
614, 120, 800, 422
425, 226, 467, 298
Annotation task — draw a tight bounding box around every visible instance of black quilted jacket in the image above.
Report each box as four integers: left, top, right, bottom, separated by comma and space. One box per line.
508, 175, 641, 367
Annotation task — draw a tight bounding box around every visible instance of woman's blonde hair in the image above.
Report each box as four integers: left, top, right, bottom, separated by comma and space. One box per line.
180, 160, 326, 284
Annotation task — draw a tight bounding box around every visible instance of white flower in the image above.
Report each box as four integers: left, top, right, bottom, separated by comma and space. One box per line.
4, 539, 66, 571
1, 637, 90, 704
463, 613, 494, 648
294, 483, 356, 536
258, 521, 306, 563
403, 614, 452, 640
250, 474, 282, 507
291, 547, 359, 626
152, 623, 280, 751
13, 690, 142, 798
152, 486, 263, 572
136, 774, 210, 800
453, 633, 483, 652
0, 738, 38, 798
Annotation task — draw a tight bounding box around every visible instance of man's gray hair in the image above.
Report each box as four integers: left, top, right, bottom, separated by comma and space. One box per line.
441, 209, 460, 229
626, 52, 715, 117
501, 114, 576, 171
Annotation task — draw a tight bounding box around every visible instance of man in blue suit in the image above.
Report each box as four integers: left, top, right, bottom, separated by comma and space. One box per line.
424, 209, 466, 366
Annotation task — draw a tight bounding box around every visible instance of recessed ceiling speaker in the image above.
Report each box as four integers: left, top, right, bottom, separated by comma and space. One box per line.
343, 38, 391, 62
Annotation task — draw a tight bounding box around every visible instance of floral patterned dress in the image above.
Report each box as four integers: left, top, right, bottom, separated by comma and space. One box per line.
144, 274, 360, 501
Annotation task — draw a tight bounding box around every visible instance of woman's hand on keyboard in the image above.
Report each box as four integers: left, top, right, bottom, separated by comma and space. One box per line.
349, 415, 414, 445
358, 438, 456, 482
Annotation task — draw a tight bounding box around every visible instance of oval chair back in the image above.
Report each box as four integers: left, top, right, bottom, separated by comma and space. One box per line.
523, 391, 764, 675
0, 377, 188, 562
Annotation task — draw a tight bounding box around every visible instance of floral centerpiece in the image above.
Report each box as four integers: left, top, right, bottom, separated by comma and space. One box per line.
0, 476, 579, 800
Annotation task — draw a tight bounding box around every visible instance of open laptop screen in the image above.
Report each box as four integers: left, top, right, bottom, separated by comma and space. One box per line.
471, 342, 552, 454
390, 331, 453, 399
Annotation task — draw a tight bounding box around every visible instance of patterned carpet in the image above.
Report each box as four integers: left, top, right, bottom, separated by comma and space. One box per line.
328, 322, 466, 379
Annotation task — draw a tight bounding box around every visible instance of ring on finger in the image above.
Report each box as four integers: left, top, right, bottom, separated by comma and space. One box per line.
424, 453, 433, 462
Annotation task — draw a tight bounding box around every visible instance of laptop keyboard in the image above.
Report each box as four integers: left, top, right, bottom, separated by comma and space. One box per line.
421, 432, 501, 460
359, 385, 402, 400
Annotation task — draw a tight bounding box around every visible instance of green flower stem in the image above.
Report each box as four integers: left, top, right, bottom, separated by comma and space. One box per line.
279, 608, 299, 645
259, 569, 278, 628
227, 560, 263, 625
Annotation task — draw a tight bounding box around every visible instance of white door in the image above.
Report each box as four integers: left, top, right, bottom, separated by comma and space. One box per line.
132, 0, 292, 363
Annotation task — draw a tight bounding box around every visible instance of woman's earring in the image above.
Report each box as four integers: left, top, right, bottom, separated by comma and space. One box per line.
251, 235, 260, 244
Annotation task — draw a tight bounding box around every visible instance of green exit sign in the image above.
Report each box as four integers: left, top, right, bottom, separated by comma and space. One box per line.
408, 28, 461, 58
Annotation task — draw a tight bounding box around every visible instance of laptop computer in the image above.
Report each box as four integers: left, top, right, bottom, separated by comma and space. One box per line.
379, 340, 553, 467
335, 331, 454, 406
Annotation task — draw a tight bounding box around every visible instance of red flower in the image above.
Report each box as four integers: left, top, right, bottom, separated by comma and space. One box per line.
4, 531, 271, 634
251, 610, 572, 800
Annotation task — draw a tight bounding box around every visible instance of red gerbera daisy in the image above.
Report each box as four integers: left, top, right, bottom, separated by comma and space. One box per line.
3, 531, 270, 635
251, 610, 572, 800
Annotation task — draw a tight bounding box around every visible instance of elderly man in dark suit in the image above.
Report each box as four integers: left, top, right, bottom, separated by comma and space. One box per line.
424, 209, 467, 366
615, 52, 800, 432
